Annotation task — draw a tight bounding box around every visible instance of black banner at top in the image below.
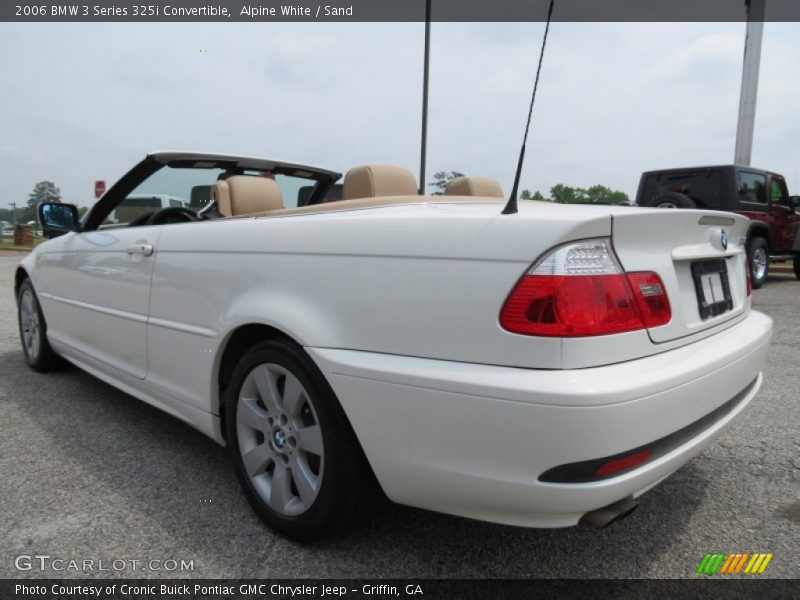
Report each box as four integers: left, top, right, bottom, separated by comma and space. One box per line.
4, 0, 800, 23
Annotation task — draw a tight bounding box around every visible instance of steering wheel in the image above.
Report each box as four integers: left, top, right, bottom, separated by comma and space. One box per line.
145, 206, 198, 226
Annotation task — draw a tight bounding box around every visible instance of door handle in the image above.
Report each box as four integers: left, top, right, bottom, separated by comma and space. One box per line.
126, 243, 154, 257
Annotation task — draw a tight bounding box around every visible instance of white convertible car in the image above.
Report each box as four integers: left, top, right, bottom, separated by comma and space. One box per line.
17, 152, 772, 541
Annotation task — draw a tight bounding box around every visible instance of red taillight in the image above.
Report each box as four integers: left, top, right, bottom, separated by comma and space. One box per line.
595, 449, 652, 476
500, 273, 644, 336
626, 272, 671, 328
500, 239, 671, 337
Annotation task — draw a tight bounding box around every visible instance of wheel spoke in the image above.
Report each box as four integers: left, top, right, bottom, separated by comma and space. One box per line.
282, 372, 305, 417
20, 291, 40, 360
295, 424, 323, 455
290, 458, 319, 505
252, 366, 281, 413
22, 293, 33, 315
237, 397, 269, 431
268, 464, 292, 512
242, 442, 272, 477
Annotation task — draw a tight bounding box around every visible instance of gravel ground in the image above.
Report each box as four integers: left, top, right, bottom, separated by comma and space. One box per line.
0, 253, 797, 579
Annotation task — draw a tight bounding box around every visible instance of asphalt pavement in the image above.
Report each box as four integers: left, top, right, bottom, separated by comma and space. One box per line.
0, 253, 797, 579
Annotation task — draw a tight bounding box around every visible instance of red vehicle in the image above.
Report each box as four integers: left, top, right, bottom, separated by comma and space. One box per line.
636, 165, 800, 288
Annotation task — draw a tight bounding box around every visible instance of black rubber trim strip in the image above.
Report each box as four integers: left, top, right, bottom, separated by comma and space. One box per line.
538, 377, 758, 484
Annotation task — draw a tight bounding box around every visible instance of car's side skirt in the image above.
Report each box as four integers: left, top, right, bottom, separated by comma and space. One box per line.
49, 337, 225, 446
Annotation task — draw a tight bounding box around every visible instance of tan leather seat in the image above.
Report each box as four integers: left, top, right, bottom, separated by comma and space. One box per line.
212, 175, 283, 217
343, 165, 418, 200
445, 176, 504, 198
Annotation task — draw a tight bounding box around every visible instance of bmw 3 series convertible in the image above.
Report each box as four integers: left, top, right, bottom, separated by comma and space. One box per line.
16, 151, 772, 541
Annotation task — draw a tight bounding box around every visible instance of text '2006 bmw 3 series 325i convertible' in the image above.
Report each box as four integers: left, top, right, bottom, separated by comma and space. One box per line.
16, 152, 772, 541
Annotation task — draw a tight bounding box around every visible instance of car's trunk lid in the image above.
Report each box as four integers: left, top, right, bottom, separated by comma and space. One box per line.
610, 209, 750, 344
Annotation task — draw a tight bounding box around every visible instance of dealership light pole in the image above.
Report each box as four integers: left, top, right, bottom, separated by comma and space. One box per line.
10, 202, 16, 225
734, 0, 765, 166
419, 0, 431, 194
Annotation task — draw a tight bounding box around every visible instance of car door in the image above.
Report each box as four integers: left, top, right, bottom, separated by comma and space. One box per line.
49, 226, 161, 379
767, 175, 800, 253
47, 155, 233, 381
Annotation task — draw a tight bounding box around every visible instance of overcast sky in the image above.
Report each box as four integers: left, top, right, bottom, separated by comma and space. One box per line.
1, 21, 799, 208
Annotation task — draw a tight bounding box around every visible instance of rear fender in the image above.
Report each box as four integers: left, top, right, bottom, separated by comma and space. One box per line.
210, 288, 341, 411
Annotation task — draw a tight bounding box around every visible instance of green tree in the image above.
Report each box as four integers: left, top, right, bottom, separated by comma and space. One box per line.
521, 189, 548, 201
549, 183, 629, 205
584, 184, 630, 205
428, 170, 465, 195
28, 181, 62, 208
550, 183, 579, 204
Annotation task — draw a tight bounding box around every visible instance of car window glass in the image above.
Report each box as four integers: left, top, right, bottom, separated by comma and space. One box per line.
275, 174, 316, 208
643, 170, 723, 208
102, 166, 225, 227
738, 172, 767, 204
770, 179, 789, 205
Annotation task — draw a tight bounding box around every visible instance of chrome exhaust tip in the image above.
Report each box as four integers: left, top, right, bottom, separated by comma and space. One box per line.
579, 497, 639, 529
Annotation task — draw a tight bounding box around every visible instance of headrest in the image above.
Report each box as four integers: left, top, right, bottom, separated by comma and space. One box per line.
445, 176, 504, 198
212, 175, 283, 217
343, 165, 418, 200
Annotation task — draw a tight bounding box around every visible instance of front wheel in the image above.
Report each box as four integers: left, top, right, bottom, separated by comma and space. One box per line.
794, 254, 800, 280
225, 339, 377, 542
17, 279, 65, 371
747, 237, 770, 289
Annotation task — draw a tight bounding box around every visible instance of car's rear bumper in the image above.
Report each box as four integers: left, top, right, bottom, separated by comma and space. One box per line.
307, 310, 772, 528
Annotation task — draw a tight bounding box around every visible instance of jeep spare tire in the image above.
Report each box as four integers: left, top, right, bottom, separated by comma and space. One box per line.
643, 192, 697, 209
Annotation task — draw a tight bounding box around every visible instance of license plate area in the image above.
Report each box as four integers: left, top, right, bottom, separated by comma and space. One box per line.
691, 259, 733, 320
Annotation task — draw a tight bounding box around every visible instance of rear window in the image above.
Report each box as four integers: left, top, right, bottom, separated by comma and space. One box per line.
640, 170, 723, 208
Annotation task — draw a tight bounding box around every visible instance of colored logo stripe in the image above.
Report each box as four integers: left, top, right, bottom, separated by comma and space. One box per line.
697, 552, 772, 575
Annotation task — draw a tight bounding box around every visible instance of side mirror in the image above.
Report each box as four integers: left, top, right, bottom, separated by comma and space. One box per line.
788, 196, 800, 210
38, 202, 79, 239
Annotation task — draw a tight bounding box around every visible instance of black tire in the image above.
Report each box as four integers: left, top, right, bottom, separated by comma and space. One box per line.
225, 339, 377, 542
642, 192, 697, 209
747, 237, 770, 289
17, 279, 66, 372
793, 254, 800, 280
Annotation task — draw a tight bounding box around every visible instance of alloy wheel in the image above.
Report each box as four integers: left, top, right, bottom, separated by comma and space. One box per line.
751, 247, 768, 281
235, 363, 324, 516
19, 289, 41, 361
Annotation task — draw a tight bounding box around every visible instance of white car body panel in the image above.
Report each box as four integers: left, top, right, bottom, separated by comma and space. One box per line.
18, 187, 772, 527
42, 228, 163, 379
308, 310, 770, 526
